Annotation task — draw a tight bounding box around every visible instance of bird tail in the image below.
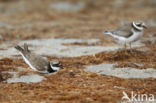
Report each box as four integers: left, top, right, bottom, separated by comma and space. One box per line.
24, 43, 30, 52
14, 45, 24, 52
15, 43, 30, 53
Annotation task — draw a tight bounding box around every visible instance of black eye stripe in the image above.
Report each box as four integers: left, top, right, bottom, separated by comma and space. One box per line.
135, 23, 142, 27
53, 64, 60, 67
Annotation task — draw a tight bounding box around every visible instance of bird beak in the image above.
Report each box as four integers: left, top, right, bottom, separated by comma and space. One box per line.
143, 24, 147, 29
60, 65, 64, 69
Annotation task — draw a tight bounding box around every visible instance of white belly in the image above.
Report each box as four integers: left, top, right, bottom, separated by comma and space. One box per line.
116, 30, 143, 44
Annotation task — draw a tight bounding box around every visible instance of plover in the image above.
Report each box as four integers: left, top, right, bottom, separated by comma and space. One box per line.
15, 43, 63, 73
103, 21, 147, 49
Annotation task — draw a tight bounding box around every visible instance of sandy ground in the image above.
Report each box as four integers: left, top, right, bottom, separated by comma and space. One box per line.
0, 0, 156, 103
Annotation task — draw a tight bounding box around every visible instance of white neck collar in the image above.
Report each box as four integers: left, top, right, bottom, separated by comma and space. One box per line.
50, 64, 60, 71
132, 22, 143, 31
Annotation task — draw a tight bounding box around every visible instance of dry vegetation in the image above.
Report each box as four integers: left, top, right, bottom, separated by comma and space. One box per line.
0, 0, 156, 103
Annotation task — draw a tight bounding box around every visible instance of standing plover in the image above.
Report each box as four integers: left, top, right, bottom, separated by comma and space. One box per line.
103, 21, 147, 50
15, 43, 63, 73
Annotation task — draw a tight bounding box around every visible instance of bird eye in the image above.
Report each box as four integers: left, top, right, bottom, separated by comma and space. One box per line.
137, 24, 141, 27
53, 63, 60, 67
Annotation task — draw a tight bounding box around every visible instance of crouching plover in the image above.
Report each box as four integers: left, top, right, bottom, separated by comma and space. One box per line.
103, 21, 147, 50
15, 43, 63, 73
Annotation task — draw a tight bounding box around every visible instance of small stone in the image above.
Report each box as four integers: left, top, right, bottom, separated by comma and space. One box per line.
7, 74, 46, 84
86, 63, 156, 79
50, 2, 85, 12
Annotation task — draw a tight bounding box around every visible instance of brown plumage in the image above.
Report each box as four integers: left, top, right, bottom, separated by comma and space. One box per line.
103, 21, 147, 50
112, 23, 133, 38
15, 43, 62, 73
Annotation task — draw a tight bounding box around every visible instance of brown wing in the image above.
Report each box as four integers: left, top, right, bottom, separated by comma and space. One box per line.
25, 53, 49, 71
113, 24, 133, 38
24, 43, 30, 53
15, 44, 30, 55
